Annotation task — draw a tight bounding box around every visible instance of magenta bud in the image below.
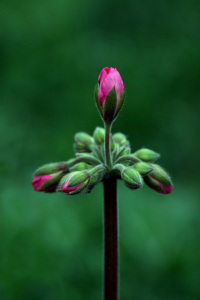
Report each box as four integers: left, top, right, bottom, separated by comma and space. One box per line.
32, 175, 58, 192
95, 67, 125, 123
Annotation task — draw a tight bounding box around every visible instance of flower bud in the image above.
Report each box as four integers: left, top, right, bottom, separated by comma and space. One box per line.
32, 172, 62, 192
133, 162, 153, 176
33, 162, 68, 176
134, 148, 160, 162
74, 132, 94, 153
70, 162, 90, 172
59, 171, 90, 195
144, 164, 172, 194
113, 133, 128, 146
93, 127, 105, 145
122, 167, 143, 190
95, 67, 125, 124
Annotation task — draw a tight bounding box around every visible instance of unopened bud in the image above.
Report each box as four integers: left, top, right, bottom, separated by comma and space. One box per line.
59, 171, 90, 195
95, 67, 125, 124
70, 162, 91, 172
144, 164, 172, 194
74, 132, 94, 153
134, 162, 153, 176
134, 148, 160, 162
122, 167, 143, 190
113, 133, 128, 146
93, 127, 105, 145
33, 162, 68, 176
32, 172, 63, 192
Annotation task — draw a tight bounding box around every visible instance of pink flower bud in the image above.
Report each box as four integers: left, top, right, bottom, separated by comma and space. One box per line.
60, 171, 90, 195
144, 164, 172, 194
98, 67, 124, 107
32, 175, 58, 192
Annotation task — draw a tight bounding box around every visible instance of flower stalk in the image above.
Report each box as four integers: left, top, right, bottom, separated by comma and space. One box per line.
103, 177, 118, 300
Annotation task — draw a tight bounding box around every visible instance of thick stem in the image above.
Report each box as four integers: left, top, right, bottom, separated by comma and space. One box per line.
105, 123, 112, 169
103, 177, 118, 300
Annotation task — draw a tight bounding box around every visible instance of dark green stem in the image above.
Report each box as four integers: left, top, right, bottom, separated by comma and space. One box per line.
103, 177, 118, 300
105, 123, 112, 169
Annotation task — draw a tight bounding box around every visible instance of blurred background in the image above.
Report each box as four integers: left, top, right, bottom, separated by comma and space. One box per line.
0, 0, 200, 299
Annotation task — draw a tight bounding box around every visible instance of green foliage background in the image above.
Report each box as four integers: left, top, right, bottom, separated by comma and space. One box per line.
0, 0, 200, 299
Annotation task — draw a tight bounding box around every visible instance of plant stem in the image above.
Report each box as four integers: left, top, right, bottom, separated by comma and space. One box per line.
103, 177, 118, 300
105, 123, 112, 169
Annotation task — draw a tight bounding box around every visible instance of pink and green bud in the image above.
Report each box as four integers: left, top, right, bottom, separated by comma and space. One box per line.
32, 172, 62, 192
60, 171, 90, 195
144, 164, 172, 194
134, 148, 160, 163
95, 67, 125, 124
74, 132, 94, 153
122, 167, 143, 190
133, 162, 153, 176
93, 127, 105, 145
33, 162, 68, 177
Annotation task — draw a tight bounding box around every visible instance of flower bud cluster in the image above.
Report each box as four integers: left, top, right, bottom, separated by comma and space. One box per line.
32, 67, 172, 197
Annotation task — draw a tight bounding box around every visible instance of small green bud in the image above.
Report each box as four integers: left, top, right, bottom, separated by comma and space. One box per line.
122, 167, 143, 190
134, 162, 153, 176
74, 132, 94, 153
93, 127, 105, 145
134, 148, 160, 162
113, 133, 128, 146
33, 162, 68, 176
70, 162, 91, 172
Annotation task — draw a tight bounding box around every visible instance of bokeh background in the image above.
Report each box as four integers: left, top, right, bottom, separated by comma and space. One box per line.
1, 0, 200, 299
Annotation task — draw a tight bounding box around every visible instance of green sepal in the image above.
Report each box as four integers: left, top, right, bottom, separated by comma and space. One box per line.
133, 162, 153, 176
57, 171, 90, 192
134, 148, 160, 163
33, 162, 68, 177
95, 84, 103, 118
114, 88, 125, 118
39, 171, 63, 191
144, 176, 166, 193
112, 163, 126, 178
67, 180, 90, 195
151, 164, 172, 186
103, 87, 117, 124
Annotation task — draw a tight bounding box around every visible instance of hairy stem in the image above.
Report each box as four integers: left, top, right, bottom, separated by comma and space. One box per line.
103, 177, 118, 300
105, 123, 112, 169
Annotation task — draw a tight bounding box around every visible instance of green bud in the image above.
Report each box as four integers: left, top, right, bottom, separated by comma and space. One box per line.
134, 148, 160, 162
70, 162, 91, 172
93, 127, 105, 145
33, 162, 68, 176
133, 162, 153, 176
74, 132, 94, 153
113, 133, 128, 146
122, 167, 143, 190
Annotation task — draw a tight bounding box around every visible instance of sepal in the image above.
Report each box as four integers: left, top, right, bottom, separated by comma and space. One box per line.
103, 87, 117, 124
